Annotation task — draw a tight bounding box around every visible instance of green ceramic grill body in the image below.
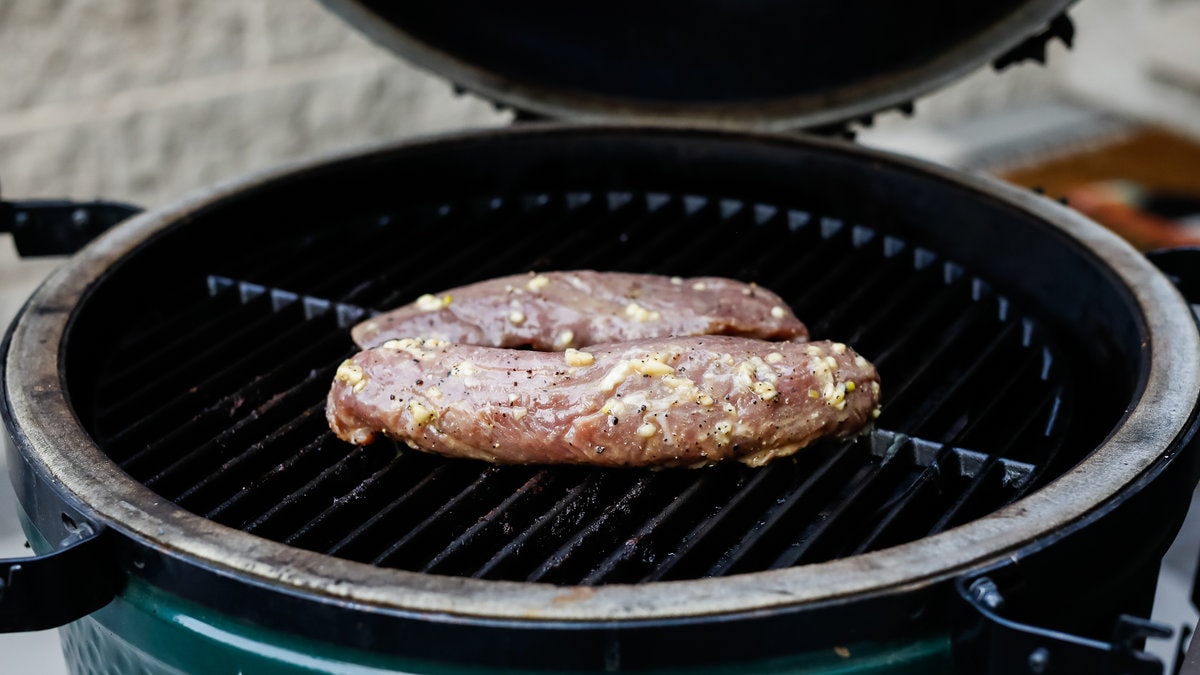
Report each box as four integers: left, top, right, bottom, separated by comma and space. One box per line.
6, 124, 1199, 675
22, 508, 951, 675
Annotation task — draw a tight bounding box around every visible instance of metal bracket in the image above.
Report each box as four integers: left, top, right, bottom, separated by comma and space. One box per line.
0, 198, 142, 257
953, 576, 1171, 674
993, 12, 1076, 71
0, 518, 117, 632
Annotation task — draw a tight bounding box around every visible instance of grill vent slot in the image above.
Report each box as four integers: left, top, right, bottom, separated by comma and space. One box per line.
82, 189, 1091, 586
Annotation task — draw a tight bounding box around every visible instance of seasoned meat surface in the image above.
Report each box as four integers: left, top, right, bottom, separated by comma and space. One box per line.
351, 271, 808, 350
327, 336, 879, 468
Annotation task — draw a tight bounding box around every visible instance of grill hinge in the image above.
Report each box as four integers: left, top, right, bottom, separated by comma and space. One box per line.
952, 575, 1171, 674
0, 516, 117, 632
0, 198, 142, 257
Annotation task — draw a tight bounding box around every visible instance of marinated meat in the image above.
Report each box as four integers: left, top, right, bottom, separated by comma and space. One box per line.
327, 335, 880, 468
350, 271, 808, 350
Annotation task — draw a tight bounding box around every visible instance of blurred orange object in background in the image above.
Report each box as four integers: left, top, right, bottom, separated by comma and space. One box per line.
999, 127, 1200, 251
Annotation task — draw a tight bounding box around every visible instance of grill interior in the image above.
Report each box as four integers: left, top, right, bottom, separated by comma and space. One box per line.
66, 176, 1126, 586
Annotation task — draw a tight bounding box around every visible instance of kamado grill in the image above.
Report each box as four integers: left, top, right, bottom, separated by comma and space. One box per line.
5, 1, 1200, 673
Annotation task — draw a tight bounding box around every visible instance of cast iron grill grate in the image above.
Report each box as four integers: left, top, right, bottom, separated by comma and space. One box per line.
82, 189, 1086, 585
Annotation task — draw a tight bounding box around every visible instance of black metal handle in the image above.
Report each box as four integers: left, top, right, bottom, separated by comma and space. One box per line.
953, 575, 1171, 675
0, 199, 143, 257
0, 515, 117, 632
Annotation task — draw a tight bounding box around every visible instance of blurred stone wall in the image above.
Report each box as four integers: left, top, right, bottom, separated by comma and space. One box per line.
0, 0, 508, 208
2, 0, 1196, 209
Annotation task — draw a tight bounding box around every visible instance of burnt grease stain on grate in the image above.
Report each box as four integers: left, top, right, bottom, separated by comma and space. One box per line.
83, 190, 1077, 585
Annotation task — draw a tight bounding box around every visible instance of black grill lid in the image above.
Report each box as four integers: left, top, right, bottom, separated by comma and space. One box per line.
318, 0, 1076, 131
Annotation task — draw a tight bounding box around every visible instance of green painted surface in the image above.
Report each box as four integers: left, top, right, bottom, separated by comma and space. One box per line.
21, 506, 953, 674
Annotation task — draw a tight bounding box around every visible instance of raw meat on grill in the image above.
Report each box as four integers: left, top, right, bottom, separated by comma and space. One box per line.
326, 335, 880, 468
350, 271, 809, 350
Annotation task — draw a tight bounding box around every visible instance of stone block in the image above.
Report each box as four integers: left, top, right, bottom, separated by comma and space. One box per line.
0, 60, 506, 208
259, 0, 372, 64
0, 0, 250, 113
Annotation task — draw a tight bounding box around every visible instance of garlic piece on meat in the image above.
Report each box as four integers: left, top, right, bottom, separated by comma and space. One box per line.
624, 301, 661, 323
633, 357, 674, 377
335, 360, 368, 393
408, 400, 436, 426
565, 349, 595, 367
416, 294, 451, 311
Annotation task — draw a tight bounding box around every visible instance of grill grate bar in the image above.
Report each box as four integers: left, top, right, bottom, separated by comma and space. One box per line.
356, 203, 545, 312
848, 265, 963, 365
802, 254, 911, 340
832, 261, 944, 353
765, 447, 911, 570
420, 468, 553, 575
450, 196, 617, 286
117, 331, 348, 479
97, 286, 246, 400
872, 306, 993, 433
644, 198, 791, 278
1023, 388, 1071, 486
324, 462, 474, 560
329, 208, 469, 310
98, 284, 309, 424
524, 474, 656, 584
743, 213, 834, 281
471, 472, 604, 580
201, 212, 407, 302
564, 194, 716, 275
871, 290, 987, 374
502, 193, 642, 273
848, 457, 946, 556
369, 466, 532, 568
834, 337, 1049, 554
637, 455, 818, 583
347, 194, 607, 313
234, 439, 405, 541
929, 389, 1063, 531
889, 320, 1023, 437
578, 474, 715, 585
781, 236, 893, 324
205, 432, 345, 526
171, 398, 329, 511
691, 440, 870, 578
281, 450, 422, 551
927, 456, 1007, 535
274, 215, 455, 302
104, 299, 350, 458
930, 342, 1044, 448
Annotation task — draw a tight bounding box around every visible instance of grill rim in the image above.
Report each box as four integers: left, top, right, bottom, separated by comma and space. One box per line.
4, 123, 1198, 625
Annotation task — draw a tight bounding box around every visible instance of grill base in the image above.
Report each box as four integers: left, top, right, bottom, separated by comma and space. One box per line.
10, 127, 1195, 672
57, 585, 954, 675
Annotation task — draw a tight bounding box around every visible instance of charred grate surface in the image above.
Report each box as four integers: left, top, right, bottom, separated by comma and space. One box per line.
78, 189, 1100, 585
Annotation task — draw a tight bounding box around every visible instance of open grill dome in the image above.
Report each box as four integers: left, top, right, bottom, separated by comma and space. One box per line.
316, 0, 1078, 131
5, 125, 1199, 670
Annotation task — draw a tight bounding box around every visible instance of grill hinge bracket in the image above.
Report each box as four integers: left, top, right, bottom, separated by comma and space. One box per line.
952, 575, 1171, 674
0, 198, 142, 257
0, 518, 117, 632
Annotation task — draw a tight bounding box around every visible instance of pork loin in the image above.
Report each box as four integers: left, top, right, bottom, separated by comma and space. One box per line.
350, 271, 808, 350
326, 335, 879, 468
